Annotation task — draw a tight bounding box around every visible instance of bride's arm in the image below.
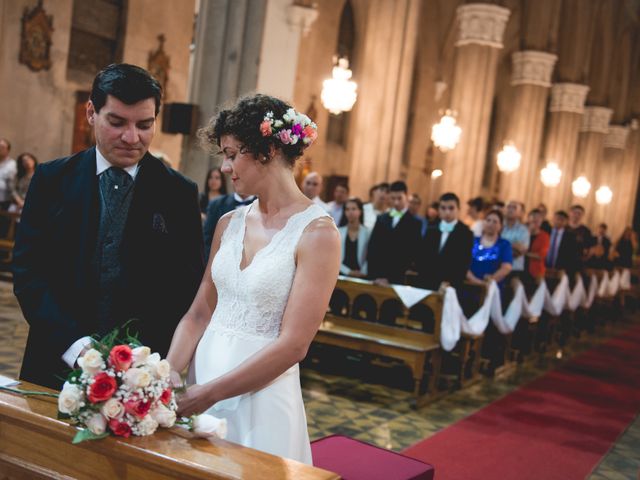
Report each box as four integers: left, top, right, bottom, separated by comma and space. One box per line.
177, 217, 340, 416
166, 213, 233, 374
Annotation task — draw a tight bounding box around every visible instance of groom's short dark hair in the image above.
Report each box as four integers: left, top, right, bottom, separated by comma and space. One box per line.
90, 63, 163, 116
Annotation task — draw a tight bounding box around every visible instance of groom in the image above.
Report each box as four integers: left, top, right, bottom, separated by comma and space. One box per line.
13, 64, 205, 389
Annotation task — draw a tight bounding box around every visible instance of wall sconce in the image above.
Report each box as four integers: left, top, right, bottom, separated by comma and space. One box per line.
540, 162, 562, 187
496, 143, 521, 173
321, 57, 357, 115
595, 185, 613, 205
431, 110, 461, 152
572, 175, 591, 198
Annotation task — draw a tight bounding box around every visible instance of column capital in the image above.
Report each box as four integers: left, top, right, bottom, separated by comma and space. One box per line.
511, 51, 557, 87
580, 107, 613, 134
456, 3, 511, 49
549, 83, 590, 114
287, 3, 318, 35
603, 125, 629, 149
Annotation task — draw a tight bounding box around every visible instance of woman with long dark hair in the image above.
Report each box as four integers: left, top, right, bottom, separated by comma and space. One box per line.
338, 197, 370, 278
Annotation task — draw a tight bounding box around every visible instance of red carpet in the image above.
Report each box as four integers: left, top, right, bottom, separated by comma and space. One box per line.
404, 323, 640, 480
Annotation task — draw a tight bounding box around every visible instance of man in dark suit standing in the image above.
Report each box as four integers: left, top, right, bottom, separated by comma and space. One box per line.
546, 210, 579, 276
203, 192, 256, 261
13, 64, 204, 389
417, 192, 473, 290
367, 181, 422, 285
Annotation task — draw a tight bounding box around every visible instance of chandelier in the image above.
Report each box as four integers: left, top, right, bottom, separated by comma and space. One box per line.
595, 185, 613, 205
431, 169, 443, 179
571, 176, 591, 198
431, 110, 461, 152
496, 143, 521, 173
540, 162, 562, 187
321, 58, 358, 115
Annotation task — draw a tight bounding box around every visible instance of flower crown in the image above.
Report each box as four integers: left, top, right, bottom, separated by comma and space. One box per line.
260, 108, 318, 147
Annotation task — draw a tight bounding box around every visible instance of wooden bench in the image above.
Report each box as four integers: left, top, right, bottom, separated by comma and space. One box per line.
313, 277, 443, 406
0, 210, 20, 265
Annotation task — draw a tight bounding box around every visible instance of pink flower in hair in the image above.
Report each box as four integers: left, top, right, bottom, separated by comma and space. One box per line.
302, 125, 317, 143
260, 120, 272, 137
278, 129, 292, 144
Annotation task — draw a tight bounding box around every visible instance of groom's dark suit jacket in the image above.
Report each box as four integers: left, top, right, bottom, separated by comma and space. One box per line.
13, 147, 205, 389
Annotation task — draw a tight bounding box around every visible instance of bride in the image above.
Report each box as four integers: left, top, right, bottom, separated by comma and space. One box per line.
166, 94, 340, 463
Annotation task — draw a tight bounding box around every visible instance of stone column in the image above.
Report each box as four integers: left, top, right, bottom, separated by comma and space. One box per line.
348, 0, 421, 197
179, 0, 268, 184
593, 126, 629, 237
438, 3, 511, 208
537, 83, 589, 216
617, 123, 640, 237
572, 106, 613, 226
499, 51, 557, 208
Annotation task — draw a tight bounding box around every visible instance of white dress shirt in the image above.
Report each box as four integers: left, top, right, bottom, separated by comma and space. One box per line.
439, 220, 458, 251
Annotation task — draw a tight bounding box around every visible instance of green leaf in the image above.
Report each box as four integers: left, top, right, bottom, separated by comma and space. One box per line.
72, 429, 109, 444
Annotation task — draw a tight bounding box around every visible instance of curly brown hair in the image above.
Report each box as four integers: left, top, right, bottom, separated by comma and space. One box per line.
198, 94, 311, 167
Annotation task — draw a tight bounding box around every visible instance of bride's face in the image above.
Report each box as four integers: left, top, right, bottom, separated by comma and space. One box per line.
219, 135, 263, 195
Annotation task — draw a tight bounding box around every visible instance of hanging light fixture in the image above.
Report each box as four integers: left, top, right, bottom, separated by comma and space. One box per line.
572, 175, 591, 198
540, 162, 562, 187
431, 169, 443, 179
321, 57, 358, 115
595, 185, 613, 205
431, 110, 461, 152
496, 143, 521, 173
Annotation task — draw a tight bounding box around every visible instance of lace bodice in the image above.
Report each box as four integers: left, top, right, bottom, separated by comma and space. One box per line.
209, 200, 330, 340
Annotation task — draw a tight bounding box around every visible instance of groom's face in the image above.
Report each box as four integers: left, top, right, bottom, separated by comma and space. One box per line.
87, 95, 156, 168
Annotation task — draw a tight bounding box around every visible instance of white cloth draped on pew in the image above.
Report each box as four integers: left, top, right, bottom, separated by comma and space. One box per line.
440, 269, 631, 352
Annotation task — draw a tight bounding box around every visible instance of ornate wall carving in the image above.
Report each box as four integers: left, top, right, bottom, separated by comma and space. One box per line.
19, 0, 54, 72
455, 3, 510, 49
549, 83, 590, 114
511, 51, 557, 87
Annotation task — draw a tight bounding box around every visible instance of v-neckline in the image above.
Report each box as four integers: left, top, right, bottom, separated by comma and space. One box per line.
238, 200, 315, 273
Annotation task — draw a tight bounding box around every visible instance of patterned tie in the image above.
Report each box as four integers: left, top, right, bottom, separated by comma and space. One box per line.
101, 167, 133, 212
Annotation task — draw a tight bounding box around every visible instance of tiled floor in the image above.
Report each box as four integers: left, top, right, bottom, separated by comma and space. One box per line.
1, 277, 638, 478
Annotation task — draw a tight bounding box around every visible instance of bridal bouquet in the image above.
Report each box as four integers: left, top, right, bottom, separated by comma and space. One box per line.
57, 327, 226, 443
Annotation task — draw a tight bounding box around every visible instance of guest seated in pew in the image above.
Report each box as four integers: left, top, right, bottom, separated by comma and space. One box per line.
465, 196, 484, 237
537, 202, 552, 234
467, 209, 513, 288
546, 210, 580, 276
339, 197, 370, 278
408, 193, 428, 237
416, 192, 473, 291
426, 201, 439, 227
612, 227, 637, 268
10, 152, 38, 213
586, 223, 612, 269
367, 180, 422, 285
568, 204, 593, 267
525, 208, 550, 282
501, 200, 530, 277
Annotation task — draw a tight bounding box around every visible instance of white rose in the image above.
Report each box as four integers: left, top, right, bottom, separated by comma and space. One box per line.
58, 384, 83, 415
192, 414, 227, 439
146, 353, 161, 367
86, 413, 107, 435
137, 415, 159, 436
131, 346, 151, 366
153, 360, 171, 380
123, 367, 152, 389
150, 404, 176, 428
101, 398, 125, 420
77, 348, 103, 375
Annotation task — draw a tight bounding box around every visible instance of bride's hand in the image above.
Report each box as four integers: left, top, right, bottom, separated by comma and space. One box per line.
176, 383, 215, 417
169, 370, 183, 390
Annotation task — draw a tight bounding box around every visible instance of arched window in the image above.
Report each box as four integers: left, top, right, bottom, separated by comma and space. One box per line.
327, 0, 356, 147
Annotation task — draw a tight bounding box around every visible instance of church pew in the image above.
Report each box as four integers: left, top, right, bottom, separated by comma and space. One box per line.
315, 278, 443, 406
0, 382, 339, 480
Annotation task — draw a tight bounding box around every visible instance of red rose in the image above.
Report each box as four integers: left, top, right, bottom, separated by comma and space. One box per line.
109, 345, 133, 371
88, 372, 117, 403
109, 419, 132, 438
124, 398, 152, 419
160, 388, 172, 405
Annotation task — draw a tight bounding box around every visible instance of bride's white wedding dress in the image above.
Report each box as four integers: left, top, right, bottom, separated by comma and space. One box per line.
194, 200, 329, 464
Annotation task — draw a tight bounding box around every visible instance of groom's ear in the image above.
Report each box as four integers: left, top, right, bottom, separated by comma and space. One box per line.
86, 101, 96, 126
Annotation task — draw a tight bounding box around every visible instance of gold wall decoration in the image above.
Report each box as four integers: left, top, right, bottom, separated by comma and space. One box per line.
19, 0, 54, 72
148, 34, 170, 97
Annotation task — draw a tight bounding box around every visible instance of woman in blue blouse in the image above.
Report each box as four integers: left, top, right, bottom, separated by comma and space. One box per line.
467, 209, 513, 286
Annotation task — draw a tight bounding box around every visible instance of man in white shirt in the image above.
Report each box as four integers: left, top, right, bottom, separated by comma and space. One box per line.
0, 138, 17, 210
13, 64, 204, 389
363, 182, 389, 229
301, 171, 327, 209
326, 183, 349, 226
501, 200, 530, 273
466, 196, 484, 237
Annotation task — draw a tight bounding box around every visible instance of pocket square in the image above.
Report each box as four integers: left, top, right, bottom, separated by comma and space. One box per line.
152, 213, 169, 234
